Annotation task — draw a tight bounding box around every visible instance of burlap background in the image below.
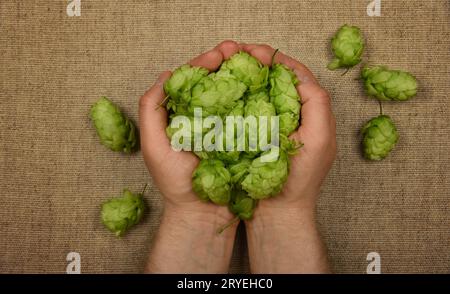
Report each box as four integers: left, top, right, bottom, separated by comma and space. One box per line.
0, 0, 449, 273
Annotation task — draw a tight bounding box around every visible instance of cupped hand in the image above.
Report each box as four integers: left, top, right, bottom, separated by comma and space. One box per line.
238, 43, 337, 211
140, 41, 336, 216
139, 41, 243, 219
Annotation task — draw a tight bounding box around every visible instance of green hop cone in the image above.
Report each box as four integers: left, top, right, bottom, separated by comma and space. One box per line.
327, 24, 364, 70
190, 71, 247, 116
280, 134, 303, 155
90, 97, 137, 153
244, 99, 276, 118
228, 158, 252, 185
220, 52, 269, 93
164, 65, 208, 114
269, 63, 301, 137
101, 189, 145, 237
362, 115, 399, 161
269, 64, 301, 115
227, 100, 245, 116
244, 99, 276, 153
279, 112, 299, 136
192, 159, 232, 205
241, 148, 289, 199
166, 116, 211, 151
229, 189, 256, 220
245, 90, 270, 102
361, 65, 418, 101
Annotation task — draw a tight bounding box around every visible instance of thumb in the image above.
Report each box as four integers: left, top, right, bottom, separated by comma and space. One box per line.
139, 71, 173, 161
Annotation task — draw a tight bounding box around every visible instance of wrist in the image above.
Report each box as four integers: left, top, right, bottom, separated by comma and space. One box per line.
147, 197, 238, 273
162, 199, 238, 235
246, 198, 318, 233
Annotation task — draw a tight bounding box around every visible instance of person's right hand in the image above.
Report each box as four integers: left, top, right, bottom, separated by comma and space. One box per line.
240, 44, 335, 273
239, 43, 337, 212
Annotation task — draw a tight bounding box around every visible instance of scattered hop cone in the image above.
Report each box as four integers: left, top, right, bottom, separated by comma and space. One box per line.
229, 189, 256, 220
90, 97, 137, 153
241, 148, 289, 199
213, 126, 240, 163
192, 159, 232, 205
220, 52, 269, 93
327, 24, 364, 70
190, 71, 247, 116
362, 115, 399, 161
164, 65, 208, 113
361, 65, 418, 101
101, 189, 145, 237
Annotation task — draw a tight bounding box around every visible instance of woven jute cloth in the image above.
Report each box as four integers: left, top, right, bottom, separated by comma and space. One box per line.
0, 0, 449, 273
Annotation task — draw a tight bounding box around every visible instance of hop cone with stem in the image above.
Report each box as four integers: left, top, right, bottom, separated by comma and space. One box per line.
361, 66, 418, 101
229, 189, 256, 220
164, 65, 209, 114
327, 24, 364, 70
192, 159, 232, 205
362, 115, 399, 160
90, 97, 137, 153
220, 52, 269, 93
101, 189, 145, 237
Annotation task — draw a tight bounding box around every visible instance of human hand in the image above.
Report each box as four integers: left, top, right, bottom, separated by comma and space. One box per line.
141, 41, 246, 273
139, 41, 248, 223
239, 44, 335, 273
239, 43, 337, 213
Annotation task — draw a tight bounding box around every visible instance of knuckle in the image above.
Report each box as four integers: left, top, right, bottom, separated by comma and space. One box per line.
260, 44, 275, 51
315, 88, 331, 102
139, 93, 152, 109
217, 40, 239, 52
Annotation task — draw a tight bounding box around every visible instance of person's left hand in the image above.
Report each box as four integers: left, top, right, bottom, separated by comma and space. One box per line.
139, 40, 243, 222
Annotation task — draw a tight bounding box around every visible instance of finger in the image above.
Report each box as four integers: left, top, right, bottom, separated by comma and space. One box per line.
276, 52, 318, 85
240, 43, 275, 65
189, 49, 223, 72
189, 40, 240, 72
291, 82, 335, 142
139, 71, 173, 158
214, 40, 240, 60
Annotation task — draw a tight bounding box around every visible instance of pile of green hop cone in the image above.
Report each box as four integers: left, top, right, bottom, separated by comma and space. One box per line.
328, 24, 418, 161
164, 52, 302, 224
88, 27, 419, 237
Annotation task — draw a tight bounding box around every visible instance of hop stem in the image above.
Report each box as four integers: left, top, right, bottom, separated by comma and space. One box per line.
155, 95, 170, 110
341, 68, 350, 76
271, 49, 279, 67
216, 216, 240, 234
379, 100, 383, 115
141, 183, 148, 196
